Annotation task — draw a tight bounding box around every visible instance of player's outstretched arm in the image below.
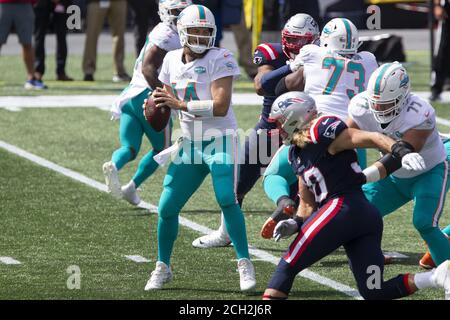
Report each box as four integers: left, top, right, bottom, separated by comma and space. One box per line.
274, 68, 305, 96
401, 128, 433, 153
142, 45, 167, 89
328, 128, 395, 155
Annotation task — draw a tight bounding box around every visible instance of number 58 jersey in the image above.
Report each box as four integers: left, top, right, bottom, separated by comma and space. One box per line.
299, 44, 378, 120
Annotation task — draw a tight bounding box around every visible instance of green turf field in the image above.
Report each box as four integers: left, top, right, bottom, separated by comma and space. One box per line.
0, 50, 449, 300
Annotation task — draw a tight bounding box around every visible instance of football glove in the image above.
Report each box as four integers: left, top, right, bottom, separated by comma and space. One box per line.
273, 218, 299, 242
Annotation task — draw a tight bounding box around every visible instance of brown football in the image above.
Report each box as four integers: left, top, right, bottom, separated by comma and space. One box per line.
144, 97, 171, 132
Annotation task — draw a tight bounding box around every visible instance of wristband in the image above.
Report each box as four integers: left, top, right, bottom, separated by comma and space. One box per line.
186, 100, 214, 118
362, 165, 381, 183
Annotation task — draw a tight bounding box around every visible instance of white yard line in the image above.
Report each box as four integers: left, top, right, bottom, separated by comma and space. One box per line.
0, 139, 362, 299
124, 255, 152, 263
0, 257, 22, 265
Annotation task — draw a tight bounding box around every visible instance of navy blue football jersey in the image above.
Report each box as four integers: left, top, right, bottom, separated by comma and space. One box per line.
289, 116, 366, 206
253, 42, 289, 126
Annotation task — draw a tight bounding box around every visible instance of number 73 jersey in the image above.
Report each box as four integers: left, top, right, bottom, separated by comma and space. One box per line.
349, 92, 446, 178
299, 44, 378, 120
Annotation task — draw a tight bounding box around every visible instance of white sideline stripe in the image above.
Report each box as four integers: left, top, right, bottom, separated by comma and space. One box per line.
0, 257, 22, 265
436, 117, 450, 127
0, 139, 362, 300
1, 92, 450, 109
125, 255, 151, 263
0, 94, 264, 108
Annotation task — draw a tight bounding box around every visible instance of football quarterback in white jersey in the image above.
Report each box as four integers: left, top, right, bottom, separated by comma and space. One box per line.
348, 62, 450, 268
103, 0, 191, 206
144, 4, 256, 293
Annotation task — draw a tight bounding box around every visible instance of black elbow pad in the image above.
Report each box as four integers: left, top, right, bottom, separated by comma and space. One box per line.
391, 140, 415, 159
379, 153, 402, 175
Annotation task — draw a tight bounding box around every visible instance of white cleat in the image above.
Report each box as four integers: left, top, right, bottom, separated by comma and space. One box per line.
121, 181, 141, 206
144, 261, 173, 290
102, 161, 122, 198
237, 258, 256, 292
192, 231, 231, 249
432, 260, 450, 299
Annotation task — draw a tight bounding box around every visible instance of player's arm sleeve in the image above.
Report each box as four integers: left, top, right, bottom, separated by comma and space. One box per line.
412, 107, 436, 131
347, 94, 370, 130
260, 64, 292, 96
309, 116, 348, 148
157, 54, 171, 86
211, 50, 241, 82
149, 25, 180, 52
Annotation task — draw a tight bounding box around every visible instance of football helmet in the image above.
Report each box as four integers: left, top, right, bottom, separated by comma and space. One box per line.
282, 13, 319, 60
269, 91, 317, 145
177, 5, 217, 54
158, 0, 192, 27
367, 62, 411, 124
320, 18, 359, 55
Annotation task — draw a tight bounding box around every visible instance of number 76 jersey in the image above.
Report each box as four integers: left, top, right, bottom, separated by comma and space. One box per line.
299, 44, 378, 120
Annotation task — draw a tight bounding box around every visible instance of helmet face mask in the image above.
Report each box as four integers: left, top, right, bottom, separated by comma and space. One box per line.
269, 92, 318, 145
181, 27, 216, 53
158, 0, 192, 27
368, 98, 401, 124
281, 13, 319, 59
367, 62, 411, 124
177, 5, 217, 54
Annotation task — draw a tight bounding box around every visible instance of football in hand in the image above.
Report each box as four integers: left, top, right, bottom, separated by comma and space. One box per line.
143, 97, 170, 132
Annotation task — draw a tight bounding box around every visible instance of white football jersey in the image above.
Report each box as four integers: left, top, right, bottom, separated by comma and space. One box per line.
349, 92, 446, 178
159, 47, 241, 140
299, 44, 378, 120
111, 23, 181, 118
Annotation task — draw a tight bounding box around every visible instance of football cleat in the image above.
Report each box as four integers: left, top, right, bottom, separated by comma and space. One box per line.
102, 161, 122, 198
237, 258, 256, 292
192, 231, 231, 248
261, 197, 296, 239
431, 260, 450, 298
419, 251, 436, 270
419, 237, 450, 269
144, 261, 173, 290
121, 181, 141, 206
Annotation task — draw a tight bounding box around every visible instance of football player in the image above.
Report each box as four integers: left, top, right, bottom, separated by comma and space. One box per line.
276, 18, 379, 171
263, 63, 450, 269
144, 5, 256, 292
258, 18, 379, 238
262, 91, 450, 300
348, 62, 450, 268
191, 13, 320, 248
103, 0, 191, 205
